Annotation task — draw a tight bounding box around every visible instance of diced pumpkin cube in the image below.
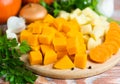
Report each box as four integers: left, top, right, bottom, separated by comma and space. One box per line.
39, 27, 56, 44
53, 37, 67, 52
42, 26, 56, 34
67, 31, 83, 39
44, 50, 57, 65
29, 51, 43, 65
55, 31, 65, 38
40, 44, 53, 55
67, 37, 78, 55
20, 30, 32, 42
61, 21, 71, 33
30, 45, 40, 51
27, 22, 43, 34
54, 55, 75, 69
66, 31, 79, 38
68, 19, 80, 31
62, 19, 80, 33
43, 14, 55, 23
57, 51, 67, 59
74, 53, 87, 69
52, 18, 66, 31
28, 35, 39, 46
39, 34, 54, 45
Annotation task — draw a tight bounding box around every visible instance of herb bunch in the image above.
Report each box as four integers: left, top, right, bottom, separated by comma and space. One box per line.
40, 0, 98, 17
0, 34, 37, 84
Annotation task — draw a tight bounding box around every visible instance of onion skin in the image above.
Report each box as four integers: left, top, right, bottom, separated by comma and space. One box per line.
19, 3, 47, 23
0, 0, 22, 24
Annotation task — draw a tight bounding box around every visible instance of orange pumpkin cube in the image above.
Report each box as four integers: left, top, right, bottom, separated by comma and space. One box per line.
74, 53, 87, 69
62, 19, 80, 33
28, 35, 39, 46
55, 31, 65, 38
27, 22, 43, 34
43, 14, 55, 23
68, 19, 80, 32
54, 55, 75, 69
53, 37, 67, 52
29, 51, 43, 65
40, 44, 53, 55
44, 50, 57, 65
39, 27, 56, 45
57, 51, 68, 59
52, 18, 66, 31
67, 37, 78, 55
20, 30, 32, 42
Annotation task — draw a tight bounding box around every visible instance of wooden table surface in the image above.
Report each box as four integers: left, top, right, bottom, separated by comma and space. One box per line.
0, 0, 120, 84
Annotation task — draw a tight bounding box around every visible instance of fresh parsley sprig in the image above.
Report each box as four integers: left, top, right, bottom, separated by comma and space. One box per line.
0, 34, 37, 84
40, 0, 98, 17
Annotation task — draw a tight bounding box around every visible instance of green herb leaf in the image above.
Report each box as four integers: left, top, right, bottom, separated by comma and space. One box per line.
0, 33, 37, 84
40, 0, 98, 17
19, 40, 31, 54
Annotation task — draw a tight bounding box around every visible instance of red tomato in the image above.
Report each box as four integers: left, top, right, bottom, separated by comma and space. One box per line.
0, 0, 22, 24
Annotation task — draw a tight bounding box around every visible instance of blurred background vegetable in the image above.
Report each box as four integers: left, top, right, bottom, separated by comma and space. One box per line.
97, 0, 114, 17
0, 0, 22, 24
19, 3, 47, 23
40, 0, 98, 17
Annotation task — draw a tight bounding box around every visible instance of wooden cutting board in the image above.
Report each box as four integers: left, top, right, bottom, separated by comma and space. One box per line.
21, 50, 120, 79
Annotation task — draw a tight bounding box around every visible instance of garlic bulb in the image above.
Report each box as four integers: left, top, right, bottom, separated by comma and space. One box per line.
6, 30, 18, 40
7, 16, 26, 33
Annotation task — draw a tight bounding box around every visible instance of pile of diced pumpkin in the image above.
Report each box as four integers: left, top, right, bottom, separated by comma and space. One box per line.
20, 14, 87, 69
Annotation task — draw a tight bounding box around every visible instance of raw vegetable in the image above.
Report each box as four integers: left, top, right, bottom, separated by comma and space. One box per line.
74, 53, 87, 69
97, 0, 114, 17
19, 3, 47, 23
53, 37, 67, 52
105, 22, 120, 47
20, 14, 87, 69
0, 0, 22, 24
7, 16, 26, 33
58, 8, 109, 50
40, 0, 98, 17
54, 55, 75, 69
6, 16, 26, 40
0, 33, 37, 84
89, 44, 110, 63
38, 26, 56, 45
44, 49, 57, 65
29, 51, 42, 65
89, 22, 120, 63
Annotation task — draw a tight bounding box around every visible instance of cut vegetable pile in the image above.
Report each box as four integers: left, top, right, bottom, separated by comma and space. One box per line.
1, 0, 120, 83
19, 8, 120, 70
20, 14, 87, 69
